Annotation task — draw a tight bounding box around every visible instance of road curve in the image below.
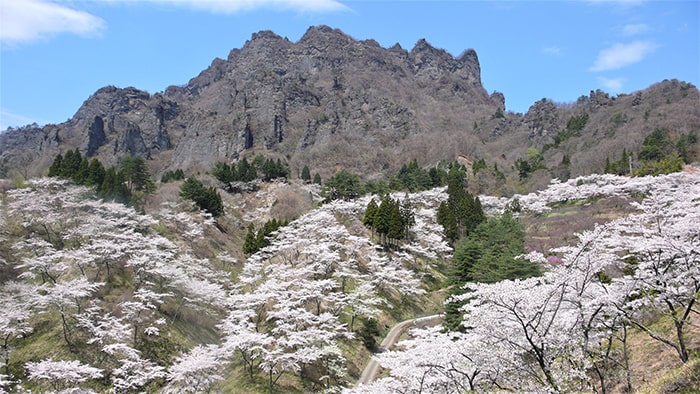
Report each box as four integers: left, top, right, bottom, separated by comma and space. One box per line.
356, 315, 442, 387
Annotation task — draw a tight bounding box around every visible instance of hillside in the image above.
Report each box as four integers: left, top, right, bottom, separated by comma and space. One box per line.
0, 23, 699, 394
1, 163, 698, 392
1, 26, 699, 193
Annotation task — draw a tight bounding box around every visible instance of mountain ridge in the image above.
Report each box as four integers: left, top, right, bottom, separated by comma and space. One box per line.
1, 25, 698, 192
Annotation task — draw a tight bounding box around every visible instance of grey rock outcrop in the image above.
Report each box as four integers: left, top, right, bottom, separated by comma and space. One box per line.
1, 26, 698, 183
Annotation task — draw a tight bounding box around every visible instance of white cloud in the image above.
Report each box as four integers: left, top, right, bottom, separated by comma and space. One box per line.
0, 109, 45, 131
541, 46, 561, 56
0, 0, 348, 47
622, 23, 650, 36
126, 0, 349, 14
589, 41, 657, 71
0, 0, 105, 47
597, 77, 625, 92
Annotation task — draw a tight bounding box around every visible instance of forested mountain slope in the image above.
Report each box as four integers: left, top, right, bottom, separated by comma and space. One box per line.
1, 165, 698, 392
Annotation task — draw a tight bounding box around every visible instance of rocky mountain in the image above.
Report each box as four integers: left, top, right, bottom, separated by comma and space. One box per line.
1, 25, 699, 188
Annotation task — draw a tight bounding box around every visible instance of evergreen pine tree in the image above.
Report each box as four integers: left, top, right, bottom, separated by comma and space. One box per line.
112, 170, 132, 204
363, 199, 378, 240
276, 159, 288, 178
119, 156, 154, 193
313, 173, 322, 185
61, 149, 82, 178
212, 162, 235, 183
86, 158, 105, 187
437, 201, 459, 243
256, 228, 268, 250
74, 157, 89, 184
48, 153, 63, 177
301, 165, 311, 183
387, 200, 404, 246
243, 223, 258, 254
400, 195, 415, 241
99, 167, 117, 199
262, 158, 276, 181
374, 196, 392, 245
203, 187, 224, 217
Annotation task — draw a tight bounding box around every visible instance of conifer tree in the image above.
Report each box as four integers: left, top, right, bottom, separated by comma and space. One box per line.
444, 214, 540, 331
243, 223, 258, 254
99, 167, 117, 199
48, 153, 63, 177
387, 200, 404, 245
86, 159, 105, 187
119, 156, 154, 193
437, 201, 459, 243
61, 149, 82, 178
211, 162, 235, 183
179, 177, 224, 217
363, 199, 378, 240
301, 165, 311, 183
322, 169, 362, 201
74, 157, 89, 184
400, 195, 415, 241
237, 158, 256, 182
374, 196, 392, 245
437, 166, 485, 243
262, 158, 276, 181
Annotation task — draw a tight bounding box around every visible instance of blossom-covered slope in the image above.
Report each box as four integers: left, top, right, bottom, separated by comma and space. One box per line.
353, 168, 700, 393
1, 168, 698, 393
0, 179, 452, 393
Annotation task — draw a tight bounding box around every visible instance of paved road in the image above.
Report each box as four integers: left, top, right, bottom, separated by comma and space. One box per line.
356, 314, 442, 386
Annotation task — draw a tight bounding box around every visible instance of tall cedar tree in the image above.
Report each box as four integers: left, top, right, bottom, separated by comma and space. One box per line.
444, 214, 541, 331
436, 166, 485, 244
364, 195, 414, 247
301, 165, 312, 183
243, 223, 258, 254
363, 198, 379, 240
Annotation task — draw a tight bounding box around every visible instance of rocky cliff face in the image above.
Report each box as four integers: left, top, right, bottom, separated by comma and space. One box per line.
1, 25, 699, 183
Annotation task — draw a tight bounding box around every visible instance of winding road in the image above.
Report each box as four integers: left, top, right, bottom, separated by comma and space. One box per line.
356, 314, 443, 387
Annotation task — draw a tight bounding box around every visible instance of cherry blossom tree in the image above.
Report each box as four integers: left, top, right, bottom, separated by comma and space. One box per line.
165, 344, 225, 393
355, 169, 699, 393
25, 358, 102, 392
110, 353, 166, 393
37, 278, 102, 352
2, 178, 231, 392
604, 178, 700, 363
0, 282, 36, 379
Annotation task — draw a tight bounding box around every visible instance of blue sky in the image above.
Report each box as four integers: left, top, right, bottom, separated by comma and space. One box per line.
1, 0, 698, 131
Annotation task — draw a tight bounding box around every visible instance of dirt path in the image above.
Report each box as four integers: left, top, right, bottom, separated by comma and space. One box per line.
356, 315, 442, 387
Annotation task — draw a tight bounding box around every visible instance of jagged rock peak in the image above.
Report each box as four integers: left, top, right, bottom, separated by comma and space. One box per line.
239, 29, 293, 60
457, 48, 479, 64
299, 25, 354, 45
91, 85, 150, 100
410, 38, 449, 57
249, 29, 286, 43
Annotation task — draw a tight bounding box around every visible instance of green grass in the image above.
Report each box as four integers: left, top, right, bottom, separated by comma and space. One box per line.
637, 357, 700, 394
